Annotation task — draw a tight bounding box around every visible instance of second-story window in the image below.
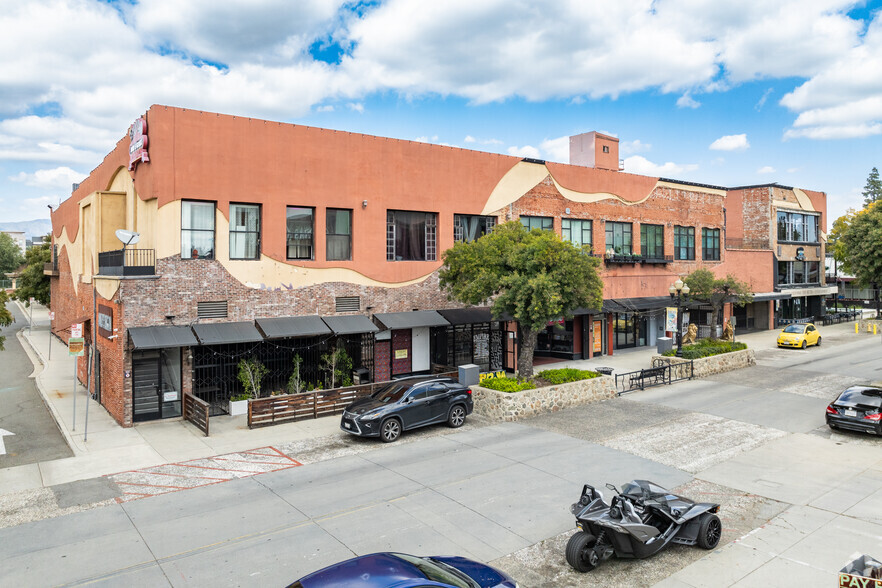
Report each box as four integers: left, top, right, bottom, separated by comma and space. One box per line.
454, 214, 495, 243
674, 226, 695, 260
229, 204, 260, 260
605, 221, 632, 255
181, 200, 215, 259
287, 206, 314, 260
387, 210, 437, 261
778, 211, 819, 243
520, 216, 553, 232
702, 228, 720, 261
326, 208, 352, 261
562, 219, 592, 249
640, 224, 664, 258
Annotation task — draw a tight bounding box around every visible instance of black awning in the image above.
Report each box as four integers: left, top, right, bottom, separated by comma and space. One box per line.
256, 316, 331, 339
322, 315, 379, 335
609, 296, 673, 312
373, 310, 450, 330
129, 325, 198, 350
436, 307, 493, 325
752, 292, 793, 302
192, 321, 263, 345
570, 306, 602, 316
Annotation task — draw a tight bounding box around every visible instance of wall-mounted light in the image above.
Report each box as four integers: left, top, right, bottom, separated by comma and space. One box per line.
362, 200, 368, 208
565, 208, 571, 215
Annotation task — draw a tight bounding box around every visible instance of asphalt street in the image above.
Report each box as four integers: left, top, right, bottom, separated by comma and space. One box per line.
0, 302, 72, 467
0, 327, 880, 587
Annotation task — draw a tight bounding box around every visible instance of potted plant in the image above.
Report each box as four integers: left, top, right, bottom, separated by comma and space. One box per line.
230, 357, 267, 416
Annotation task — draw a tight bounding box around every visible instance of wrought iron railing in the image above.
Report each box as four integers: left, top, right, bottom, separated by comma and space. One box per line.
97, 248, 155, 276
605, 254, 644, 264
642, 255, 673, 264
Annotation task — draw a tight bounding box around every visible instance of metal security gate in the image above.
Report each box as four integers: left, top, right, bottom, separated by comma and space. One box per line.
133, 349, 183, 422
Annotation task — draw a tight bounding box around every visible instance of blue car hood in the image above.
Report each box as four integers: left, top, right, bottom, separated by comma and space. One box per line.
430, 556, 515, 587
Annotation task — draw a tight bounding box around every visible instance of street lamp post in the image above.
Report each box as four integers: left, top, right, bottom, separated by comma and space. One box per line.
669, 278, 690, 357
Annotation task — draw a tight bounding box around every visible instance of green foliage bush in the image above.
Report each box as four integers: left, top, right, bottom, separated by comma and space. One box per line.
662, 338, 747, 359
480, 377, 536, 392
537, 368, 599, 384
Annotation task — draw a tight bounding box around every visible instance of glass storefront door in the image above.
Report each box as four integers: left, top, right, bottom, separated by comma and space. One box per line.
614, 313, 647, 349
133, 348, 182, 422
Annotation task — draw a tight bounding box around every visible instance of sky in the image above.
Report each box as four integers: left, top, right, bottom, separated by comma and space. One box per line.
1, 0, 881, 228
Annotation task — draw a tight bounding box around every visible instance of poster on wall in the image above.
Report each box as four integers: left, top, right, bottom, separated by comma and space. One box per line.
98, 305, 113, 338
593, 320, 603, 353
394, 349, 408, 360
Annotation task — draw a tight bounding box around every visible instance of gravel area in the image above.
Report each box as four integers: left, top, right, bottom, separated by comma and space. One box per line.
489, 479, 788, 588
0, 487, 115, 530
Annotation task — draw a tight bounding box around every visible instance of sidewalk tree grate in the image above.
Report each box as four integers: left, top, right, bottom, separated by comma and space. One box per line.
107, 446, 301, 502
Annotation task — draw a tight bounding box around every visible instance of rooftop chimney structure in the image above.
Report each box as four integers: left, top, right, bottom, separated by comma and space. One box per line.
569, 132, 622, 171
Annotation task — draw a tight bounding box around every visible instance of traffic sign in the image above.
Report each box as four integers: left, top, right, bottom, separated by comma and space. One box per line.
68, 337, 85, 356
48, 311, 55, 320
71, 323, 82, 338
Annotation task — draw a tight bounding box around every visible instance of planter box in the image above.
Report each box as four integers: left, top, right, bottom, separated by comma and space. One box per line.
472, 376, 616, 422
229, 399, 249, 416
652, 348, 755, 378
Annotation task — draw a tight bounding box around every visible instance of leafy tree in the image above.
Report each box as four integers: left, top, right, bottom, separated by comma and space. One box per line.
287, 354, 305, 395
236, 357, 268, 399
321, 344, 353, 389
0, 232, 25, 275
683, 269, 754, 338
863, 167, 882, 207
439, 221, 603, 377
827, 209, 857, 263
835, 200, 882, 317
12, 239, 51, 307
0, 290, 14, 351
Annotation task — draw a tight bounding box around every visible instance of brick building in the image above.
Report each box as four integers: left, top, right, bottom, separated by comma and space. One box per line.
47, 105, 834, 426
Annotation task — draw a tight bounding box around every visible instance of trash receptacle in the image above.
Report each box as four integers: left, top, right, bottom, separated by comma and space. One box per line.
657, 337, 673, 354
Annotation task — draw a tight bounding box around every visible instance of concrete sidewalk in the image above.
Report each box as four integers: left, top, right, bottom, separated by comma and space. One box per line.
2, 300, 874, 497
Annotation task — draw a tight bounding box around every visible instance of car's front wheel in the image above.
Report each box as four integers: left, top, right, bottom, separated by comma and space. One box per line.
380, 418, 401, 443
566, 531, 599, 572
447, 405, 466, 428
697, 513, 722, 549
816, 336, 821, 346
801, 340, 807, 350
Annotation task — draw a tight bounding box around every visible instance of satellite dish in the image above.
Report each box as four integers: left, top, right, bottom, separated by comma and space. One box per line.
115, 229, 141, 247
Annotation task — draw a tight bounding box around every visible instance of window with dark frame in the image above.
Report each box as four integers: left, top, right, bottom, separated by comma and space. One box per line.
181, 200, 215, 259
386, 210, 437, 261
561, 219, 592, 249
454, 214, 496, 243
229, 203, 260, 260
776, 260, 821, 286
640, 224, 664, 258
286, 206, 314, 260
702, 228, 720, 261
605, 221, 632, 255
520, 216, 553, 232
778, 211, 819, 243
674, 225, 695, 260
326, 208, 352, 261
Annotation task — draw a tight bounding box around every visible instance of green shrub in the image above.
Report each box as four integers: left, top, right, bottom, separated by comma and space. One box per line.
480, 377, 536, 392
663, 339, 747, 359
537, 368, 599, 384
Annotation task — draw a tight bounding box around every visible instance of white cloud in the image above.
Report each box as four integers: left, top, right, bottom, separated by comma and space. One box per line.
709, 134, 750, 151
757, 166, 776, 174
620, 139, 652, 155
414, 135, 440, 143
540, 136, 569, 163
623, 155, 698, 176
507, 145, 541, 159
10, 166, 86, 190
347, 102, 365, 113
463, 135, 503, 146
315, 105, 335, 112
755, 88, 774, 110
677, 93, 701, 108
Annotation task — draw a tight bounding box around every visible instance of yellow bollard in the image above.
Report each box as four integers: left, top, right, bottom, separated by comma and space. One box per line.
875, 324, 878, 335
856, 322, 859, 333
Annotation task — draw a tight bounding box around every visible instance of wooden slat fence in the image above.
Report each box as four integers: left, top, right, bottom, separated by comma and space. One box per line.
248, 372, 458, 429
183, 393, 210, 436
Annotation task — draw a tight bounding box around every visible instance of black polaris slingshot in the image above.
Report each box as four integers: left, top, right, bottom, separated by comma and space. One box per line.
566, 480, 722, 572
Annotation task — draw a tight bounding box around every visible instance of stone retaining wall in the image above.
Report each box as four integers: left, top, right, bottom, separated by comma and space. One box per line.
472, 376, 617, 422
651, 348, 755, 378
857, 319, 882, 334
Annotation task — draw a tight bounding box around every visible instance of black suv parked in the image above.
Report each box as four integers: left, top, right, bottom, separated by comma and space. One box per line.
341, 376, 473, 442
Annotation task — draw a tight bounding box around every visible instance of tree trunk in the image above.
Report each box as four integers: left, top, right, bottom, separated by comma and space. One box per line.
517, 328, 539, 378
710, 306, 720, 339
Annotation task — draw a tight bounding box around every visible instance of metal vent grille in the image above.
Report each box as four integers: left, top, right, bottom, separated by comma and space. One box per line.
335, 296, 360, 313
197, 301, 228, 319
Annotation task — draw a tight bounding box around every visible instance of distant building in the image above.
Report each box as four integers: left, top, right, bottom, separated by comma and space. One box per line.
1, 230, 26, 256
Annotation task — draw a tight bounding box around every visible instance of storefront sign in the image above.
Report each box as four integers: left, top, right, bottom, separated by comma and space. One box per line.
665, 308, 678, 332
98, 305, 113, 338
71, 323, 82, 338
68, 337, 85, 356
479, 371, 505, 382
163, 391, 179, 402
128, 117, 150, 170
394, 349, 408, 359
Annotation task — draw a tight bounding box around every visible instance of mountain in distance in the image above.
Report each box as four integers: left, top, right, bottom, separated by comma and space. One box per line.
0, 219, 52, 239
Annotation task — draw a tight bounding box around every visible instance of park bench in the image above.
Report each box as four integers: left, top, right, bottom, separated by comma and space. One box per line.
629, 366, 667, 390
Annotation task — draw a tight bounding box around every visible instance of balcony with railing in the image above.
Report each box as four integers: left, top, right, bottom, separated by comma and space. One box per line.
642, 254, 673, 264
97, 248, 156, 277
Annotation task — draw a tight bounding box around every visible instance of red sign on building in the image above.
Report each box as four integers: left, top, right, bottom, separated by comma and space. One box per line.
128, 117, 149, 170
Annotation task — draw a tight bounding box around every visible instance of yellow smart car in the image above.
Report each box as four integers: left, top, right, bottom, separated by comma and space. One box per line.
777, 323, 821, 349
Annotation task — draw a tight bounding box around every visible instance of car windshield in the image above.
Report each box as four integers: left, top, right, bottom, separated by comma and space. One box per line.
837, 387, 882, 408
621, 480, 669, 499
391, 554, 476, 588
783, 325, 805, 333
370, 382, 411, 404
